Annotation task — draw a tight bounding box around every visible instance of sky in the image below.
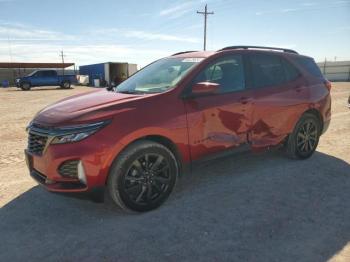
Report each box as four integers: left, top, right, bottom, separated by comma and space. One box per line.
0, 0, 349, 67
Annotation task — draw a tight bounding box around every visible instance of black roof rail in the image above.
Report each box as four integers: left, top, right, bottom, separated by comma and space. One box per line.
172, 51, 198, 56
219, 46, 298, 54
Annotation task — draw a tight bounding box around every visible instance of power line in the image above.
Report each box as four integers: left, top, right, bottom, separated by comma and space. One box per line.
60, 50, 66, 75
197, 4, 214, 51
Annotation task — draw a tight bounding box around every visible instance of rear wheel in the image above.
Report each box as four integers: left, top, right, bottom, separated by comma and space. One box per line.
107, 140, 178, 212
61, 81, 71, 89
286, 113, 321, 159
21, 82, 31, 91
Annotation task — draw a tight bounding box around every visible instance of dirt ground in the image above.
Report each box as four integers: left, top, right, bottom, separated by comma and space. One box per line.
0, 84, 349, 261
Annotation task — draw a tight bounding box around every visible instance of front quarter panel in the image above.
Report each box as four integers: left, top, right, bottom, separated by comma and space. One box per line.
106, 92, 190, 170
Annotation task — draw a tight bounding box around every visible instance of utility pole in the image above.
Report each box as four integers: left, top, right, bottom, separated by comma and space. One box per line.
197, 4, 214, 51
60, 50, 66, 75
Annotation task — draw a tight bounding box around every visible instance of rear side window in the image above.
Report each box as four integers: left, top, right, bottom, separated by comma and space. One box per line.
292, 56, 323, 78
249, 54, 286, 88
46, 71, 56, 77
281, 58, 300, 81
36, 71, 50, 77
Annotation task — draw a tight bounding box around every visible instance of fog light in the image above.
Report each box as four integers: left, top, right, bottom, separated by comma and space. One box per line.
45, 178, 56, 185
77, 161, 87, 185
58, 160, 79, 179
58, 160, 87, 185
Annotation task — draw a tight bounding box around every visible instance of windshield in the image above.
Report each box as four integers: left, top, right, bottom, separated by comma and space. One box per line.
116, 57, 204, 94
27, 70, 38, 77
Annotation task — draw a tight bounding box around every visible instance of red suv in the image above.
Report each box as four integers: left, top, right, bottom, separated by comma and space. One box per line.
26, 46, 331, 212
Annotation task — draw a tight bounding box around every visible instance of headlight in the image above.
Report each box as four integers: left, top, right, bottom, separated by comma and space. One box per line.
51, 130, 96, 144
50, 120, 111, 144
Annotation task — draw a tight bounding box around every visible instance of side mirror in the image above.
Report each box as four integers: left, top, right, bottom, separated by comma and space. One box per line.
192, 82, 220, 95
106, 82, 116, 91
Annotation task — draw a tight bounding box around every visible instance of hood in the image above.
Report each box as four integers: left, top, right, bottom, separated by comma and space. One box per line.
34, 89, 153, 126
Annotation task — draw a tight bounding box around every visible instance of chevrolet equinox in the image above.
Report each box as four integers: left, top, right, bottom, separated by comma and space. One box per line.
26, 46, 332, 212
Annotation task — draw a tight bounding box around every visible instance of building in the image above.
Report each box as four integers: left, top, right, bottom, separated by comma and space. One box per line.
79, 62, 138, 87
317, 61, 350, 82
0, 62, 75, 86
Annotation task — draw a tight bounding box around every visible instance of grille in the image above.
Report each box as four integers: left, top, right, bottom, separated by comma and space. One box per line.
58, 160, 79, 178
28, 132, 48, 155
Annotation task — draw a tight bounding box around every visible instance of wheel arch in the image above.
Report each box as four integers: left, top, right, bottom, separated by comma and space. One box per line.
303, 108, 323, 131
145, 135, 182, 162
21, 80, 31, 86
127, 135, 184, 174
104, 134, 185, 186
283, 107, 324, 147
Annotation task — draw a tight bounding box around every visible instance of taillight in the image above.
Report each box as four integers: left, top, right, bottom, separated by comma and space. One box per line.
324, 80, 332, 91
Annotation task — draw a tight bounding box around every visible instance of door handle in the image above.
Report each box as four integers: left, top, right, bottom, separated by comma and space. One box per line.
239, 97, 252, 105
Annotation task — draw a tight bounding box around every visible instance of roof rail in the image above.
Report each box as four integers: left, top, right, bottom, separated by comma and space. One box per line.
219, 46, 298, 54
172, 51, 198, 56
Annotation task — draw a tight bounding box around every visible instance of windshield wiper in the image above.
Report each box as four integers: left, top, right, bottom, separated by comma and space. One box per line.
117, 90, 145, 95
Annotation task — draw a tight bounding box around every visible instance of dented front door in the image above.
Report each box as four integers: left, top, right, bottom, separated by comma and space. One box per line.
184, 54, 254, 161
184, 90, 253, 161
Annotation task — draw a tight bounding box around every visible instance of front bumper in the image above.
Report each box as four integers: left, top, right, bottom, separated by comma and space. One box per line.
29, 166, 105, 201
25, 146, 93, 193
29, 166, 86, 191
25, 122, 124, 193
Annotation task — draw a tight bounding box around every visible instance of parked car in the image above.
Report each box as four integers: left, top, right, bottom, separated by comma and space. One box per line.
25, 46, 332, 212
16, 70, 76, 90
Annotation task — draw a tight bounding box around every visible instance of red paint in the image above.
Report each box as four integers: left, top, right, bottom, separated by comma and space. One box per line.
28, 49, 331, 193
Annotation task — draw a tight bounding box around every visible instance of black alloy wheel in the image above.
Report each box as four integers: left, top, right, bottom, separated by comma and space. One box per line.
122, 153, 171, 206
296, 120, 318, 154
286, 113, 320, 159
107, 140, 178, 212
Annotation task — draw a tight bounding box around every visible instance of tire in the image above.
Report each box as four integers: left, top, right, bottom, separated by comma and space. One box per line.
107, 140, 178, 212
21, 82, 31, 91
61, 81, 71, 89
286, 113, 321, 159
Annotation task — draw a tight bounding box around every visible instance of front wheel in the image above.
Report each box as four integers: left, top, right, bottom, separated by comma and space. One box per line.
21, 82, 31, 91
107, 140, 178, 212
286, 113, 321, 159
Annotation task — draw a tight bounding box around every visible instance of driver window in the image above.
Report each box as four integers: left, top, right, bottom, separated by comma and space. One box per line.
34, 72, 42, 77
194, 55, 245, 93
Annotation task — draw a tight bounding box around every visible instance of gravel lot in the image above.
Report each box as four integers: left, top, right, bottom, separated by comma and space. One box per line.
0, 84, 349, 262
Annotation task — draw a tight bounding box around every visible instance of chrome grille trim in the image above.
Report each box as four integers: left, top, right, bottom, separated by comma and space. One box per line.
28, 132, 49, 156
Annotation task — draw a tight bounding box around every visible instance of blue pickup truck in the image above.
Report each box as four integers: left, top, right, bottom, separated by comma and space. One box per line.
16, 70, 76, 91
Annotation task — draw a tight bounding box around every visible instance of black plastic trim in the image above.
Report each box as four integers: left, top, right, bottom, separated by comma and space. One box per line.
172, 51, 199, 56
219, 46, 298, 54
